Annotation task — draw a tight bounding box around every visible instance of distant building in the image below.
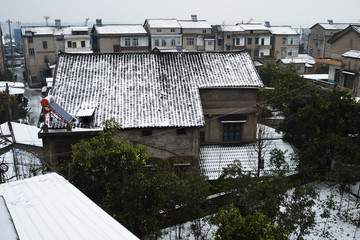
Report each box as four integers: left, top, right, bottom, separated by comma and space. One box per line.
212, 25, 246, 52
178, 15, 213, 51
269, 26, 300, 60
91, 19, 149, 53
21, 20, 91, 87
0, 26, 5, 76
143, 19, 182, 51
307, 20, 358, 58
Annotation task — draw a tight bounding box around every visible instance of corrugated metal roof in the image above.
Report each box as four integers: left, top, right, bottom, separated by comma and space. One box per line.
0, 173, 139, 240
21, 26, 88, 36
269, 26, 298, 35
178, 20, 212, 29
94, 24, 147, 35
50, 52, 263, 129
145, 19, 181, 28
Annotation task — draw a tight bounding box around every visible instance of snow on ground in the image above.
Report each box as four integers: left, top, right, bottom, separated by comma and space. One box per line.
160, 182, 360, 240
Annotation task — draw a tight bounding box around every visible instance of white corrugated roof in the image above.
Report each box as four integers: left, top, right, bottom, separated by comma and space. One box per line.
146, 19, 181, 28
178, 20, 211, 29
21, 26, 88, 36
200, 125, 296, 180
280, 54, 315, 65
50, 52, 263, 129
318, 23, 353, 30
269, 26, 298, 35
342, 50, 360, 59
94, 24, 147, 35
217, 25, 244, 32
0, 173, 139, 240
238, 23, 269, 31
0, 122, 42, 147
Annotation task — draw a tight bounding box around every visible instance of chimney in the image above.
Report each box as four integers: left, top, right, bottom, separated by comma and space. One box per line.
265, 21, 270, 27
96, 19, 102, 26
191, 15, 198, 22
328, 19, 334, 24
55, 19, 61, 28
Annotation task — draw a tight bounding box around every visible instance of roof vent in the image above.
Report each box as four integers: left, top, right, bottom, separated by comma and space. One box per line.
328, 19, 334, 24
191, 14, 198, 22
55, 19, 61, 28
96, 19, 102, 26
265, 21, 270, 27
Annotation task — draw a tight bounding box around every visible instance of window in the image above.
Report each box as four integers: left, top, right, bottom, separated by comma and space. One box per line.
156, 29, 162, 32
281, 47, 286, 57
42, 41, 47, 49
226, 45, 231, 51
255, 37, 259, 45
247, 49, 252, 56
227, 35, 231, 39
29, 48, 35, 56
202, 29, 207, 34
288, 36, 299, 45
142, 130, 152, 136
217, 39, 223, 46
208, 41, 213, 46
176, 128, 187, 135
282, 37, 286, 44
161, 39, 166, 46
28, 37, 33, 43
72, 42, 77, 48
113, 45, 120, 52
261, 38, 265, 45
247, 37, 252, 45
343, 73, 355, 89
187, 38, 194, 45
81, 41, 86, 47
132, 38, 139, 46
170, 28, 175, 32
254, 49, 259, 57
43, 55, 49, 63
317, 49, 321, 57
223, 123, 242, 141
233, 37, 245, 46
334, 69, 341, 83
154, 39, 159, 46
67, 41, 72, 48
125, 38, 131, 47
287, 48, 298, 57
171, 39, 176, 46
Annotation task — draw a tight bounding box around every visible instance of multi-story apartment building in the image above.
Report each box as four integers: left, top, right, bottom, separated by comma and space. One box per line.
269, 26, 300, 60
91, 19, 149, 53
178, 15, 213, 51
143, 19, 182, 51
212, 25, 246, 51
237, 23, 272, 59
0, 26, 5, 76
307, 20, 357, 59
21, 20, 91, 87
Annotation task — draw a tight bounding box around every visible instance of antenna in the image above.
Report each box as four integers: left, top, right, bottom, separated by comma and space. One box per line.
85, 18, 90, 25
44, 16, 50, 26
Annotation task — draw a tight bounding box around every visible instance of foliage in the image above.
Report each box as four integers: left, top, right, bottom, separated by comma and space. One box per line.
71, 119, 211, 238
0, 90, 29, 124
279, 88, 360, 170
258, 63, 309, 111
211, 205, 287, 240
0, 70, 15, 82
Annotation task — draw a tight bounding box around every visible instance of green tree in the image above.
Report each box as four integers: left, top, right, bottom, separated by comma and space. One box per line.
211, 205, 287, 240
0, 90, 29, 124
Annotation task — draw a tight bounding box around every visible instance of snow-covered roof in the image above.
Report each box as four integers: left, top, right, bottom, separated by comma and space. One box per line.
21, 26, 88, 36
237, 23, 269, 31
50, 52, 263, 129
200, 124, 297, 180
269, 26, 298, 35
0, 173, 139, 240
0, 122, 42, 147
145, 19, 181, 28
280, 54, 315, 65
317, 23, 354, 30
0, 81, 24, 88
94, 24, 147, 35
217, 25, 245, 32
0, 87, 25, 95
302, 74, 329, 80
342, 50, 360, 59
178, 20, 211, 29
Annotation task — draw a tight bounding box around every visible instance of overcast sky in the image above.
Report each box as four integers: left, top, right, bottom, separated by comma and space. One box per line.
1, 0, 360, 28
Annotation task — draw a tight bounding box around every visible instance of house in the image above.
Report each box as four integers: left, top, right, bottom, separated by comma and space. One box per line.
307, 20, 357, 59
237, 23, 272, 60
269, 26, 300, 60
38, 51, 264, 168
277, 54, 315, 74
212, 25, 246, 51
91, 19, 149, 53
0, 26, 5, 77
327, 25, 360, 95
0, 173, 139, 240
178, 15, 213, 51
21, 20, 91, 87
143, 19, 182, 50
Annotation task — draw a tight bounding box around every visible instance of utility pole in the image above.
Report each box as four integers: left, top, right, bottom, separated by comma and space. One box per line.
6, 19, 14, 78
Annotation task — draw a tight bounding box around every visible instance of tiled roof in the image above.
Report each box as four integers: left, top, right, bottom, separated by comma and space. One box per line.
200, 125, 297, 180
50, 52, 263, 129
94, 24, 147, 35
0, 173, 139, 240
145, 19, 181, 28
178, 20, 211, 29
342, 50, 360, 59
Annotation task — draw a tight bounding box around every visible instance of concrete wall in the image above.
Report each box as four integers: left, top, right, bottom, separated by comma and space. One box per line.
330, 31, 360, 60
308, 25, 341, 58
